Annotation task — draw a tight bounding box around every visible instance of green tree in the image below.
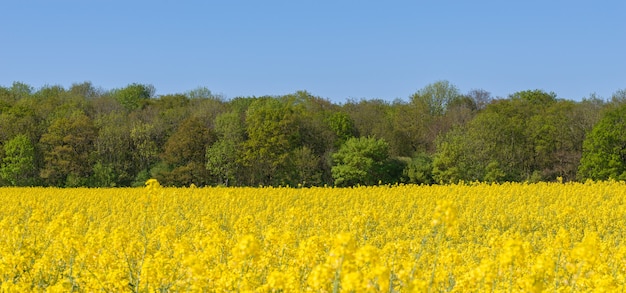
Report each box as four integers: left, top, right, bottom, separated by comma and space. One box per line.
291, 92, 342, 184
0, 86, 15, 113
69, 81, 101, 99
325, 111, 357, 148
403, 152, 434, 185
466, 88, 492, 111
130, 121, 161, 173
206, 111, 245, 186
0, 99, 39, 143
240, 97, 301, 186
93, 112, 135, 186
111, 83, 155, 111
1, 134, 37, 186
185, 86, 215, 99
432, 127, 482, 183
578, 103, 626, 180
432, 94, 530, 183
160, 117, 215, 186
395, 81, 467, 155
410, 80, 461, 116
10, 81, 33, 99
285, 146, 323, 187
432, 89, 590, 183
91, 162, 116, 187
389, 100, 432, 155
343, 99, 400, 155
331, 136, 391, 186
206, 139, 238, 186
443, 95, 479, 127
39, 111, 96, 186
526, 100, 589, 181
33, 84, 66, 100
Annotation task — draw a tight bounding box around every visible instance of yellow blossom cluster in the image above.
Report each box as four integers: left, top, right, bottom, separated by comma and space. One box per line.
0, 180, 625, 292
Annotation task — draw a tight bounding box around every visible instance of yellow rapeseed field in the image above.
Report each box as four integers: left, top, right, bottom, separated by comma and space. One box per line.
0, 180, 625, 292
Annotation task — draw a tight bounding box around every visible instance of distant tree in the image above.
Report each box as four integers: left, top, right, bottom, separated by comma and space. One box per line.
325, 111, 357, 148
69, 81, 101, 99
343, 99, 400, 156
90, 95, 125, 117
156, 94, 189, 110
163, 117, 213, 167
0, 86, 15, 112
151, 94, 192, 140
185, 86, 215, 99
466, 89, 492, 111
444, 95, 478, 127
432, 89, 592, 183
396, 81, 466, 155
91, 162, 116, 187
39, 111, 96, 186
343, 99, 384, 138
0, 99, 39, 143
410, 80, 462, 116
292, 92, 341, 153
526, 100, 589, 181
111, 83, 155, 111
432, 127, 481, 183
389, 100, 432, 155
403, 152, 434, 185
285, 146, 323, 187
206, 139, 238, 186
578, 103, 626, 180
10, 82, 33, 99
206, 111, 245, 186
93, 112, 136, 186
161, 117, 215, 186
331, 136, 392, 186
283, 92, 337, 185
33, 85, 66, 100
511, 89, 557, 105
0, 80, 616, 186
240, 97, 301, 185
130, 121, 161, 173
1, 134, 37, 186
610, 88, 626, 104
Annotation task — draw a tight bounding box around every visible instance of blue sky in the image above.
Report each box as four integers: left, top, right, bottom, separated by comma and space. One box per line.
1, 1, 624, 103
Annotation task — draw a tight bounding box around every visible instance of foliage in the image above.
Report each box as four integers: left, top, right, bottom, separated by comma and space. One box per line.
324, 111, 356, 147
433, 90, 596, 183
110, 83, 155, 111
240, 97, 301, 185
403, 152, 434, 184
332, 136, 393, 186
578, 103, 626, 180
410, 80, 461, 116
206, 111, 245, 186
161, 117, 215, 186
0, 134, 36, 186
0, 81, 616, 187
39, 111, 96, 187
432, 127, 481, 183
93, 112, 136, 186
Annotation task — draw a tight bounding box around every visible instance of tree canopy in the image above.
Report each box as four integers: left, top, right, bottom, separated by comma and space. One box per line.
0, 80, 621, 187
578, 103, 626, 181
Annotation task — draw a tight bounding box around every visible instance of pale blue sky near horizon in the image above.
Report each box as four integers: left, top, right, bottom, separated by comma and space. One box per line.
1, 1, 624, 103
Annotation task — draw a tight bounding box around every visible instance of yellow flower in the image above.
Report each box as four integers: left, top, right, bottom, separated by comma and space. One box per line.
145, 178, 161, 189
232, 234, 261, 263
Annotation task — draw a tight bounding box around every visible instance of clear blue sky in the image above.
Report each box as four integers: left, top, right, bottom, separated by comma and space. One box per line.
1, 1, 624, 103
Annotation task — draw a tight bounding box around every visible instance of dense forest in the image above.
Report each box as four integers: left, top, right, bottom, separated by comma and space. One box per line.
0, 81, 624, 187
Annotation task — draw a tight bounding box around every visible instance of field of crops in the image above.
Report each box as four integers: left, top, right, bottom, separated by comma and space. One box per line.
0, 180, 625, 292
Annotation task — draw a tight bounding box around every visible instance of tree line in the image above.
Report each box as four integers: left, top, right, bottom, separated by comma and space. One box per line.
0, 81, 624, 187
